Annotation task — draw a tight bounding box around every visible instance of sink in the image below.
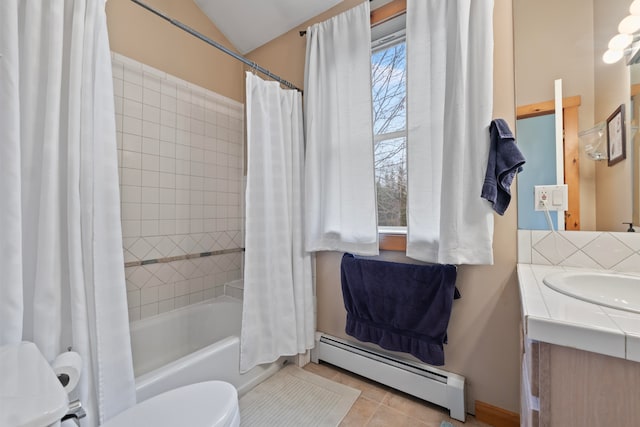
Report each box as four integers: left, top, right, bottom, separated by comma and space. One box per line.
543, 271, 640, 314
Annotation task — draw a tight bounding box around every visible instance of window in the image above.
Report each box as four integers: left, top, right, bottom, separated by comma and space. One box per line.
372, 30, 407, 230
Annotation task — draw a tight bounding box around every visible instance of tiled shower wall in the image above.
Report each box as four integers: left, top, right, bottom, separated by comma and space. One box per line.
111, 53, 244, 321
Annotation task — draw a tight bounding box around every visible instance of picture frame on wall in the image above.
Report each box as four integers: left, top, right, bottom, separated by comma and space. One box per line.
606, 104, 626, 166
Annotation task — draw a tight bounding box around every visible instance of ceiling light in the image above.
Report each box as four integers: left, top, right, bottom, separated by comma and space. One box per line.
631, 0, 640, 15
608, 33, 633, 50
603, 49, 624, 64
618, 15, 640, 34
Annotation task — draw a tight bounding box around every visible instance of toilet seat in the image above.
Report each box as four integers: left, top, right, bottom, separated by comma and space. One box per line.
101, 381, 239, 427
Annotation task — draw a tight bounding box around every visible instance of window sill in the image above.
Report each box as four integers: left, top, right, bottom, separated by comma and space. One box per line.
378, 227, 407, 251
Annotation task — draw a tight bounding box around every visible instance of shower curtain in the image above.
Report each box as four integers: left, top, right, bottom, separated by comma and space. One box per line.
405, 0, 495, 264
241, 72, 314, 373
0, 0, 135, 425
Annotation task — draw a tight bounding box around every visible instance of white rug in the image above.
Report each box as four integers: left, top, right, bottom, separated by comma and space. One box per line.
239, 364, 360, 427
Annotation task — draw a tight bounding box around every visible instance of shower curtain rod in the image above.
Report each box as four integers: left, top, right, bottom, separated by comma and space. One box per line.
129, 0, 302, 92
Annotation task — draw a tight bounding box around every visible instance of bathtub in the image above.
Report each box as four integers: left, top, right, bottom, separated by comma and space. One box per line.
130, 296, 286, 403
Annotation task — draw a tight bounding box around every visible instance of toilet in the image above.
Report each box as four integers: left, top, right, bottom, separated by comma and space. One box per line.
0, 342, 239, 427
101, 381, 240, 427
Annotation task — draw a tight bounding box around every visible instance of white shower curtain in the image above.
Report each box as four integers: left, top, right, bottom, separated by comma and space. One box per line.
406, 0, 495, 264
303, 1, 379, 256
241, 72, 314, 373
0, 0, 135, 425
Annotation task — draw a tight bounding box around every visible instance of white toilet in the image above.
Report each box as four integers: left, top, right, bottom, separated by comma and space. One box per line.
0, 342, 239, 427
101, 381, 240, 427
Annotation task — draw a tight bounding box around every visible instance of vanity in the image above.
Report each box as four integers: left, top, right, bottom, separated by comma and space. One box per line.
518, 261, 640, 426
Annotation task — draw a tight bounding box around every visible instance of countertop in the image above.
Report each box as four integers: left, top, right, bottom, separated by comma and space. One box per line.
517, 263, 640, 362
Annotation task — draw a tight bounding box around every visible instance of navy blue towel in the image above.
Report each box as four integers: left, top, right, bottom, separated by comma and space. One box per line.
340, 254, 459, 366
481, 119, 526, 215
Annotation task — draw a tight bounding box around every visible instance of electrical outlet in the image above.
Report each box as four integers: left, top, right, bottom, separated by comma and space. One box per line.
534, 185, 568, 211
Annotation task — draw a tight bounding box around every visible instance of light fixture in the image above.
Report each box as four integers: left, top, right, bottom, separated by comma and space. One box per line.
603, 49, 624, 64
608, 33, 633, 50
618, 15, 640, 34
631, 0, 640, 15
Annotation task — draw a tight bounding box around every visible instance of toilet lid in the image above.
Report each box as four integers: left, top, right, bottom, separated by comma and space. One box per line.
102, 381, 238, 427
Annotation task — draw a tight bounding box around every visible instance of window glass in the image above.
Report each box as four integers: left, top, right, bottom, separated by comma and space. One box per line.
372, 41, 407, 227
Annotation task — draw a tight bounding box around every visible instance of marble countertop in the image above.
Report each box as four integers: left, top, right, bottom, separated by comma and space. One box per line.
517, 263, 640, 362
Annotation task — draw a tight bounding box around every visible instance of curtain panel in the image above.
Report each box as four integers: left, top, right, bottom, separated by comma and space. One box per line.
406, 0, 495, 264
303, 1, 379, 256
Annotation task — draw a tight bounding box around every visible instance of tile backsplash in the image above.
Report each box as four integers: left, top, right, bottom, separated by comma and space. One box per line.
111, 53, 244, 320
518, 230, 640, 273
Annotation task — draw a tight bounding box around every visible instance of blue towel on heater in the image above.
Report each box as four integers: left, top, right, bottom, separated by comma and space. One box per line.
481, 118, 526, 215
340, 254, 459, 366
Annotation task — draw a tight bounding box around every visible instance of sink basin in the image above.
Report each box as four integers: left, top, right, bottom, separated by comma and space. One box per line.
543, 271, 640, 314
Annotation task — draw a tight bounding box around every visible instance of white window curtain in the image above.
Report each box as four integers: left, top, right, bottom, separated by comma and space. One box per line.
406, 0, 495, 264
304, 1, 379, 256
0, 0, 135, 425
241, 72, 315, 373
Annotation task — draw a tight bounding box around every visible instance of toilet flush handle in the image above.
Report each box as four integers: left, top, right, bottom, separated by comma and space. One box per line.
61, 399, 86, 427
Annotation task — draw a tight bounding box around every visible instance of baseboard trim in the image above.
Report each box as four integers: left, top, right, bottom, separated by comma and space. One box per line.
475, 401, 519, 427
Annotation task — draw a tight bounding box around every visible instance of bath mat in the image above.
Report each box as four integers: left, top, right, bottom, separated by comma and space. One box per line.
239, 364, 360, 427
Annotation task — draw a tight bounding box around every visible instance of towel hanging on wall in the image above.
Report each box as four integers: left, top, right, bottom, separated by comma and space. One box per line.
481, 118, 526, 215
340, 254, 459, 366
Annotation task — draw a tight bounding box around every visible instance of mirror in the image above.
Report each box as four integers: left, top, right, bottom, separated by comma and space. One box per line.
514, 0, 637, 232
631, 63, 640, 227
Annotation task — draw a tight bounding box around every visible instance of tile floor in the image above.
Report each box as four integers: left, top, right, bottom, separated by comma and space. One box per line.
302, 362, 492, 427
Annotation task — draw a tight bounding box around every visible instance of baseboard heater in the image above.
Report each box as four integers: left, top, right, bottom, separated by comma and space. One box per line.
311, 333, 466, 422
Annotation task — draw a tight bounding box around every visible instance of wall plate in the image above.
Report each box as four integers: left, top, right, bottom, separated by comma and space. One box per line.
534, 185, 568, 211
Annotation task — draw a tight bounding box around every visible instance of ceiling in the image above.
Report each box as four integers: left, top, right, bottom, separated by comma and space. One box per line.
194, 0, 344, 54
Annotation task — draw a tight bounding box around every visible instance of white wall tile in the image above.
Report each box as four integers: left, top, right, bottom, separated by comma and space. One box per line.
141, 203, 159, 220
158, 220, 176, 236
121, 220, 141, 238
174, 295, 190, 309
123, 81, 143, 102
159, 157, 175, 174
161, 94, 177, 112
159, 172, 176, 189
114, 54, 246, 316
127, 290, 141, 308
121, 168, 141, 186
142, 153, 160, 171
140, 187, 159, 204
140, 303, 159, 319
142, 121, 160, 140
123, 99, 143, 119
121, 203, 141, 221
159, 204, 176, 220
121, 150, 142, 170
143, 88, 161, 108
122, 116, 143, 136
141, 170, 159, 187
141, 220, 159, 236
128, 307, 141, 322
123, 133, 142, 152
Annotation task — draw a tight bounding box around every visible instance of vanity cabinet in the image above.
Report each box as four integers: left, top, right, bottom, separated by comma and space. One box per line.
521, 338, 640, 426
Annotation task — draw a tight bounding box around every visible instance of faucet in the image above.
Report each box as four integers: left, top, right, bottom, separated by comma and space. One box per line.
623, 222, 636, 232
